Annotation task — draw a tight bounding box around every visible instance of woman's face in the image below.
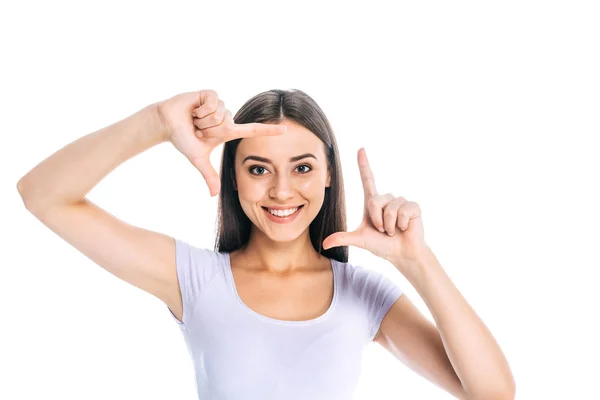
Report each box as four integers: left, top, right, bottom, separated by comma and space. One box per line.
234, 119, 331, 243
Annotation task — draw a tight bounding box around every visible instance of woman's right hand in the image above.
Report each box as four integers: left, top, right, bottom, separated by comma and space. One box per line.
157, 90, 286, 197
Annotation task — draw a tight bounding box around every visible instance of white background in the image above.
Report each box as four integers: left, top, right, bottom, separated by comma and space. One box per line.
2, 0, 599, 399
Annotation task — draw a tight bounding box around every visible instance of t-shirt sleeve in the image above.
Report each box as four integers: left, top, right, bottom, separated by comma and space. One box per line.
349, 264, 404, 341
167, 238, 220, 327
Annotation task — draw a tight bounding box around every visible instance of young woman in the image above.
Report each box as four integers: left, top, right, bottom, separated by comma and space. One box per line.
17, 89, 515, 400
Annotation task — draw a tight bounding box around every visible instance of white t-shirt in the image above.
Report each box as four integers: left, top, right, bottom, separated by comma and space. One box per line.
167, 239, 403, 400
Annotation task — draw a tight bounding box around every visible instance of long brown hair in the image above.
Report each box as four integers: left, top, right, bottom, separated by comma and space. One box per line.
214, 89, 348, 263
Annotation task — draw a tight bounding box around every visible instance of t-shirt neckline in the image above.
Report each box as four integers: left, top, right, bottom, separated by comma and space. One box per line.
223, 252, 338, 325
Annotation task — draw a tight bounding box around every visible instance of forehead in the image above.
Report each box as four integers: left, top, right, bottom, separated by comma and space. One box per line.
236, 119, 325, 162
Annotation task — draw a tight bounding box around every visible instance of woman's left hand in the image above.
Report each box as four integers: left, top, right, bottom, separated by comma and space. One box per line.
323, 148, 431, 271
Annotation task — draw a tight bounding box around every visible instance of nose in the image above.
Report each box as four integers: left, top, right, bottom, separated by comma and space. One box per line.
269, 173, 294, 200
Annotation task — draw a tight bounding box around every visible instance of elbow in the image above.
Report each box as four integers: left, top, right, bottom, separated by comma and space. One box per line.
500, 370, 517, 400
490, 389, 515, 400
17, 175, 34, 201
467, 386, 516, 400
493, 390, 515, 400
17, 178, 30, 207
464, 378, 516, 400
17, 178, 34, 209
17, 178, 43, 214
17, 178, 26, 196
464, 364, 516, 400
503, 383, 516, 400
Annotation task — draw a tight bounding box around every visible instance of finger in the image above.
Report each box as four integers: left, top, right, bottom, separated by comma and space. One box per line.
189, 155, 220, 197
397, 202, 421, 231
194, 100, 226, 130
358, 147, 378, 202
194, 90, 220, 119
231, 122, 287, 139
367, 193, 395, 233
198, 110, 232, 139
322, 231, 365, 250
383, 198, 408, 236
397, 211, 410, 231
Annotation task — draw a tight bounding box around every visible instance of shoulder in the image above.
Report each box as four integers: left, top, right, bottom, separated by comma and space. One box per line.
175, 239, 223, 262
335, 259, 399, 298
174, 239, 226, 282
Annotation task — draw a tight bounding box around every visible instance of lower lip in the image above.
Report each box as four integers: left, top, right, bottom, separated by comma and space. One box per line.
263, 206, 303, 224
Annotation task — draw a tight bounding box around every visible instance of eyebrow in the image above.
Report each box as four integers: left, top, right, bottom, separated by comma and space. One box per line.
241, 153, 318, 164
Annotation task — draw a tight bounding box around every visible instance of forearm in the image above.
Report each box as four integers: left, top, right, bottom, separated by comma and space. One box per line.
399, 252, 515, 400
17, 103, 167, 213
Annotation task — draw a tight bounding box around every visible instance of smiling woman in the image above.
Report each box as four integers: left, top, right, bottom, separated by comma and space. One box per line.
17, 88, 514, 400
248, 153, 315, 223
159, 90, 414, 399
216, 89, 347, 263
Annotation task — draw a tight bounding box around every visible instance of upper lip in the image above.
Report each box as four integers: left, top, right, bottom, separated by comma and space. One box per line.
262, 205, 304, 210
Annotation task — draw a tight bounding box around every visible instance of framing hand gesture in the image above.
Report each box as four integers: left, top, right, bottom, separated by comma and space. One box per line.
159, 90, 286, 196
323, 148, 430, 271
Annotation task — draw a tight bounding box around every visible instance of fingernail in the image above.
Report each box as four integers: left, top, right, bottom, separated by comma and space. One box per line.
378, 227, 385, 233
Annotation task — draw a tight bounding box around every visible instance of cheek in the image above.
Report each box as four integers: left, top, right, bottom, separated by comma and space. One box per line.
298, 174, 327, 194
299, 181, 321, 197
236, 176, 264, 201
235, 180, 261, 222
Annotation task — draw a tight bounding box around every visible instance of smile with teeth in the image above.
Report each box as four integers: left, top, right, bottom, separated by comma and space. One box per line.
266, 206, 301, 217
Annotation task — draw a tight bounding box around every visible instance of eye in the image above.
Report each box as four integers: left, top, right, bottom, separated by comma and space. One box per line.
295, 164, 312, 174
249, 165, 269, 176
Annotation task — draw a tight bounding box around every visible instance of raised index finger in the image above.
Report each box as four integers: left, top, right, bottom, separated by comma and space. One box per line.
232, 122, 287, 138
358, 147, 378, 200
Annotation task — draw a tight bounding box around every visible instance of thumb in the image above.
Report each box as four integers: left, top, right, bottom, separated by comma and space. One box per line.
322, 231, 364, 250
190, 155, 220, 197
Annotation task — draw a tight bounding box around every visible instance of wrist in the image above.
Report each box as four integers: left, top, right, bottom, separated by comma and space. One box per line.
391, 247, 437, 276
152, 102, 171, 143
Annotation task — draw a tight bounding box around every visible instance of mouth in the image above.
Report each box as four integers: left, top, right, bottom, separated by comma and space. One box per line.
261, 205, 304, 224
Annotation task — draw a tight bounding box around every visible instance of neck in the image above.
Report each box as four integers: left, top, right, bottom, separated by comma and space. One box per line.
237, 228, 325, 274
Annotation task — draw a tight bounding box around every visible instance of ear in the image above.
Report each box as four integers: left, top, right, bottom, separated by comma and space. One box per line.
326, 170, 331, 188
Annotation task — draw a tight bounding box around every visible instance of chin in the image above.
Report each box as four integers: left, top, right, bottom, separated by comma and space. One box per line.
259, 223, 313, 245
268, 230, 306, 243
255, 221, 304, 241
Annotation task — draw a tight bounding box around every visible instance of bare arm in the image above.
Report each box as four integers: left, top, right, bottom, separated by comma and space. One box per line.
376, 253, 516, 400
15, 103, 186, 318
16, 91, 287, 322
17, 103, 166, 212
